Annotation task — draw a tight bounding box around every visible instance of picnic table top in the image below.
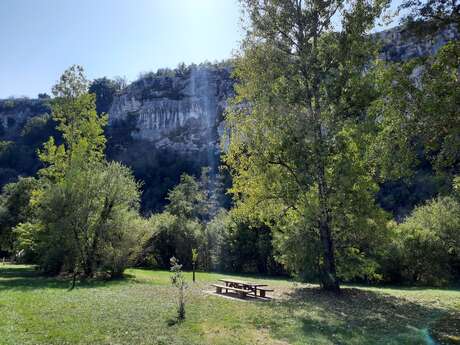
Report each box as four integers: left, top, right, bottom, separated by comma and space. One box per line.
218, 278, 268, 287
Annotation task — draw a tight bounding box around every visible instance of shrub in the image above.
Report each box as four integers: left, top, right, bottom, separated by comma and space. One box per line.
0, 177, 38, 255
142, 212, 202, 269
21, 161, 146, 277
396, 196, 460, 285
208, 209, 283, 274
99, 210, 150, 278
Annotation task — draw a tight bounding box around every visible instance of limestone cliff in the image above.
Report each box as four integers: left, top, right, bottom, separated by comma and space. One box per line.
0, 24, 457, 211
1, 25, 458, 153
377, 24, 458, 61
0, 99, 50, 140
108, 65, 234, 153
105, 25, 458, 153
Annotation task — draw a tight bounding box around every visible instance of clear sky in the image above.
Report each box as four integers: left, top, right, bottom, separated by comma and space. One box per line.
0, 0, 243, 98
0, 0, 403, 99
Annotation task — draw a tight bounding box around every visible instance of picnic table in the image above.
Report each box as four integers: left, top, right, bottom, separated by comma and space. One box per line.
211, 278, 273, 298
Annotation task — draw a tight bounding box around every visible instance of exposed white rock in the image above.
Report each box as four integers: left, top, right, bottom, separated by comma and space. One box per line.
1, 25, 457, 153
376, 24, 458, 61
108, 65, 234, 153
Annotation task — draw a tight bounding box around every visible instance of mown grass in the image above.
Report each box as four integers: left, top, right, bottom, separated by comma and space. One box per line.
0, 264, 459, 345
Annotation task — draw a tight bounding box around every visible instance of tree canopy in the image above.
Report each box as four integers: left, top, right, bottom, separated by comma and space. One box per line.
225, 0, 390, 291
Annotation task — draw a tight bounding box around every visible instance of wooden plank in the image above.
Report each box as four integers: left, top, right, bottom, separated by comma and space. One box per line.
256, 286, 273, 297
257, 287, 274, 291
211, 284, 250, 294
212, 282, 273, 298
211, 284, 233, 289
218, 278, 268, 287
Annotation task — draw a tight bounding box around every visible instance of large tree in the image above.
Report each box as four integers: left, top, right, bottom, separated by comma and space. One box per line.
38, 65, 107, 182
15, 66, 146, 278
225, 0, 388, 291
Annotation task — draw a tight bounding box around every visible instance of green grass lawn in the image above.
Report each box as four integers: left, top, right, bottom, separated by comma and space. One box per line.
0, 264, 459, 345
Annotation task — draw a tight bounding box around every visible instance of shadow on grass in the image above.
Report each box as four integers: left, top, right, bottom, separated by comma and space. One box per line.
260, 286, 449, 344
165, 316, 185, 327
0, 264, 134, 292
347, 282, 460, 293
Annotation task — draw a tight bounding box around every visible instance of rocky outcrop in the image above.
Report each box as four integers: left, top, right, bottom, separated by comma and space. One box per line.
108, 65, 234, 153
0, 98, 49, 140
1, 25, 457, 212
106, 26, 458, 153
377, 24, 458, 61
1, 25, 457, 151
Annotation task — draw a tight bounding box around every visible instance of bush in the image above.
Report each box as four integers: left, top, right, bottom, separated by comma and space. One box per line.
0, 177, 38, 255
208, 210, 284, 274
19, 161, 147, 277
396, 196, 460, 285
140, 172, 217, 270
142, 212, 202, 269
99, 210, 150, 278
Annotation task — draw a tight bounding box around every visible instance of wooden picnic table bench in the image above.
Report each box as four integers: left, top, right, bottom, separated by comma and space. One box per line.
213, 278, 273, 298
218, 278, 267, 288
211, 284, 253, 297
256, 286, 274, 297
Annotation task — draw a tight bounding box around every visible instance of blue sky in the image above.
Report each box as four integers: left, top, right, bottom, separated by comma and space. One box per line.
0, 0, 402, 98
0, 0, 243, 98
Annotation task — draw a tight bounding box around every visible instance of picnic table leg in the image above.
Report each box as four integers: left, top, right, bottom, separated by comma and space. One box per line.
260, 290, 266, 298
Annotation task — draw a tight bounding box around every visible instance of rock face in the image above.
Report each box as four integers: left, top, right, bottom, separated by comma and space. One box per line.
0, 24, 457, 211
0, 99, 50, 140
377, 24, 458, 61
105, 26, 458, 153
0, 25, 458, 151
108, 65, 234, 153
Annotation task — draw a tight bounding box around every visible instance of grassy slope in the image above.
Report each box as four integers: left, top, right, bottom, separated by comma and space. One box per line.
0, 264, 459, 345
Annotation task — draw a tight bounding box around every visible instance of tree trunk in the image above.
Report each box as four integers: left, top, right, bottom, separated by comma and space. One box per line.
83, 258, 94, 278
313, 119, 340, 293
69, 270, 77, 290
318, 209, 340, 292
316, 162, 340, 293
293, 2, 339, 293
